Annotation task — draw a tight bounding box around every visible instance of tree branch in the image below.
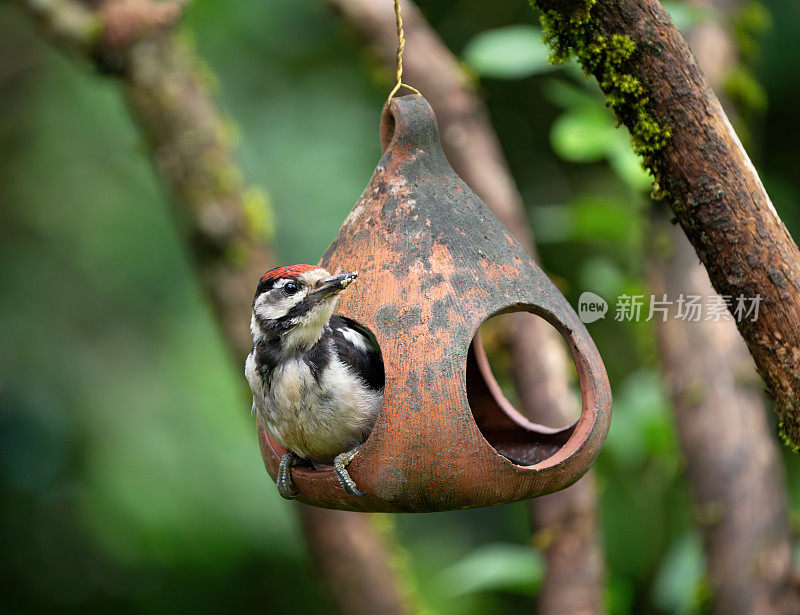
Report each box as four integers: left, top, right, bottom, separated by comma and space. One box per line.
14, 0, 100, 51
13, 1, 411, 612
531, 0, 800, 447
647, 7, 799, 611
512, 319, 606, 615
300, 506, 413, 615
325, 1, 605, 612
649, 215, 799, 614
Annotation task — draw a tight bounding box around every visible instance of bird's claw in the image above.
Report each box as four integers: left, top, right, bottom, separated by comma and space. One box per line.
278, 448, 364, 499
277, 452, 300, 500
334, 446, 364, 497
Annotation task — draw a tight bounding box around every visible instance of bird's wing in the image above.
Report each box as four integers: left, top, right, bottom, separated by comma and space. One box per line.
329, 315, 385, 391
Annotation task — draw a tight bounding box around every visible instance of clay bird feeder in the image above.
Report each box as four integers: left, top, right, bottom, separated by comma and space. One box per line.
258, 95, 612, 512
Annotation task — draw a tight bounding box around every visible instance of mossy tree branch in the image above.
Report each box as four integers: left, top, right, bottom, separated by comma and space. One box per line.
13, 1, 411, 613
531, 0, 800, 447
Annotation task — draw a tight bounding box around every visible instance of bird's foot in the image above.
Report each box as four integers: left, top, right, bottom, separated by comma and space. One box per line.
334, 446, 364, 497
277, 451, 301, 500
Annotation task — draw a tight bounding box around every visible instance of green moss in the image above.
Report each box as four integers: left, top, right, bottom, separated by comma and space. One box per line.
177, 31, 220, 93
85, 14, 104, 46
530, 0, 672, 199
242, 186, 275, 242
779, 422, 800, 454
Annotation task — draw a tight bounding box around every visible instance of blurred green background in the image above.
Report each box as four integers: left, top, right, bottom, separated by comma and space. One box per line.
1, 0, 798, 613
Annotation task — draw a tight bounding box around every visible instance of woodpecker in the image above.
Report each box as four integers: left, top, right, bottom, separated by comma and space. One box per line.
245, 264, 384, 499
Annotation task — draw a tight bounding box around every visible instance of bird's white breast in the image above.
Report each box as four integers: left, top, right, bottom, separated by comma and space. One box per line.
252, 354, 380, 463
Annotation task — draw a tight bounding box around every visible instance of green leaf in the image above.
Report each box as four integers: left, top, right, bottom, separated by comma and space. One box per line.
571, 198, 640, 244
661, 1, 697, 31
544, 77, 602, 110
551, 105, 617, 162
463, 25, 553, 79
607, 138, 653, 190
604, 369, 675, 467
652, 532, 706, 615
438, 543, 544, 597
546, 80, 653, 189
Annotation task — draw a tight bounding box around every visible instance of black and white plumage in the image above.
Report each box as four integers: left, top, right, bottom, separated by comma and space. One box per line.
245, 264, 384, 499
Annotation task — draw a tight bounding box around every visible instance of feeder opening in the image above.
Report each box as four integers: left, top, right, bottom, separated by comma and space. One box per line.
467, 311, 580, 467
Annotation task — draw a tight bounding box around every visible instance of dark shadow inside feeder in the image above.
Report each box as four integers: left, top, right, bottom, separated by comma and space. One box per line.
467, 311, 580, 466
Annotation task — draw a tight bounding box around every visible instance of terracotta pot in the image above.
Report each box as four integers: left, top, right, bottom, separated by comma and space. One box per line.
258, 95, 611, 512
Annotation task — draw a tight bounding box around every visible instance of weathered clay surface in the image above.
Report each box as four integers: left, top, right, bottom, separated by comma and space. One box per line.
258, 95, 611, 512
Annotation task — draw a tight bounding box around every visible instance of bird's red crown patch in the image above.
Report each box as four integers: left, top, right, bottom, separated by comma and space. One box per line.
261, 264, 319, 282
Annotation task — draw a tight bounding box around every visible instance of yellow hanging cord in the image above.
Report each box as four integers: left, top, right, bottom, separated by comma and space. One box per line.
387, 0, 421, 101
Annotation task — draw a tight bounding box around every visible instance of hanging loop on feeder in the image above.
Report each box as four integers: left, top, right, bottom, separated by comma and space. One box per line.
257, 95, 611, 513
387, 0, 421, 101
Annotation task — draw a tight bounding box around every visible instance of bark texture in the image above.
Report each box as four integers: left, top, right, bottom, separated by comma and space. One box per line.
14, 1, 410, 613
649, 215, 799, 615
533, 0, 800, 446
326, 0, 604, 611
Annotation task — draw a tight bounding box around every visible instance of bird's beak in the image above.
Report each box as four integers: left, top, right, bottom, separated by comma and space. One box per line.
312, 272, 358, 299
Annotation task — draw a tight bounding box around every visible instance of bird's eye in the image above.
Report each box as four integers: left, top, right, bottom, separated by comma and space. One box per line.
284, 281, 299, 295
